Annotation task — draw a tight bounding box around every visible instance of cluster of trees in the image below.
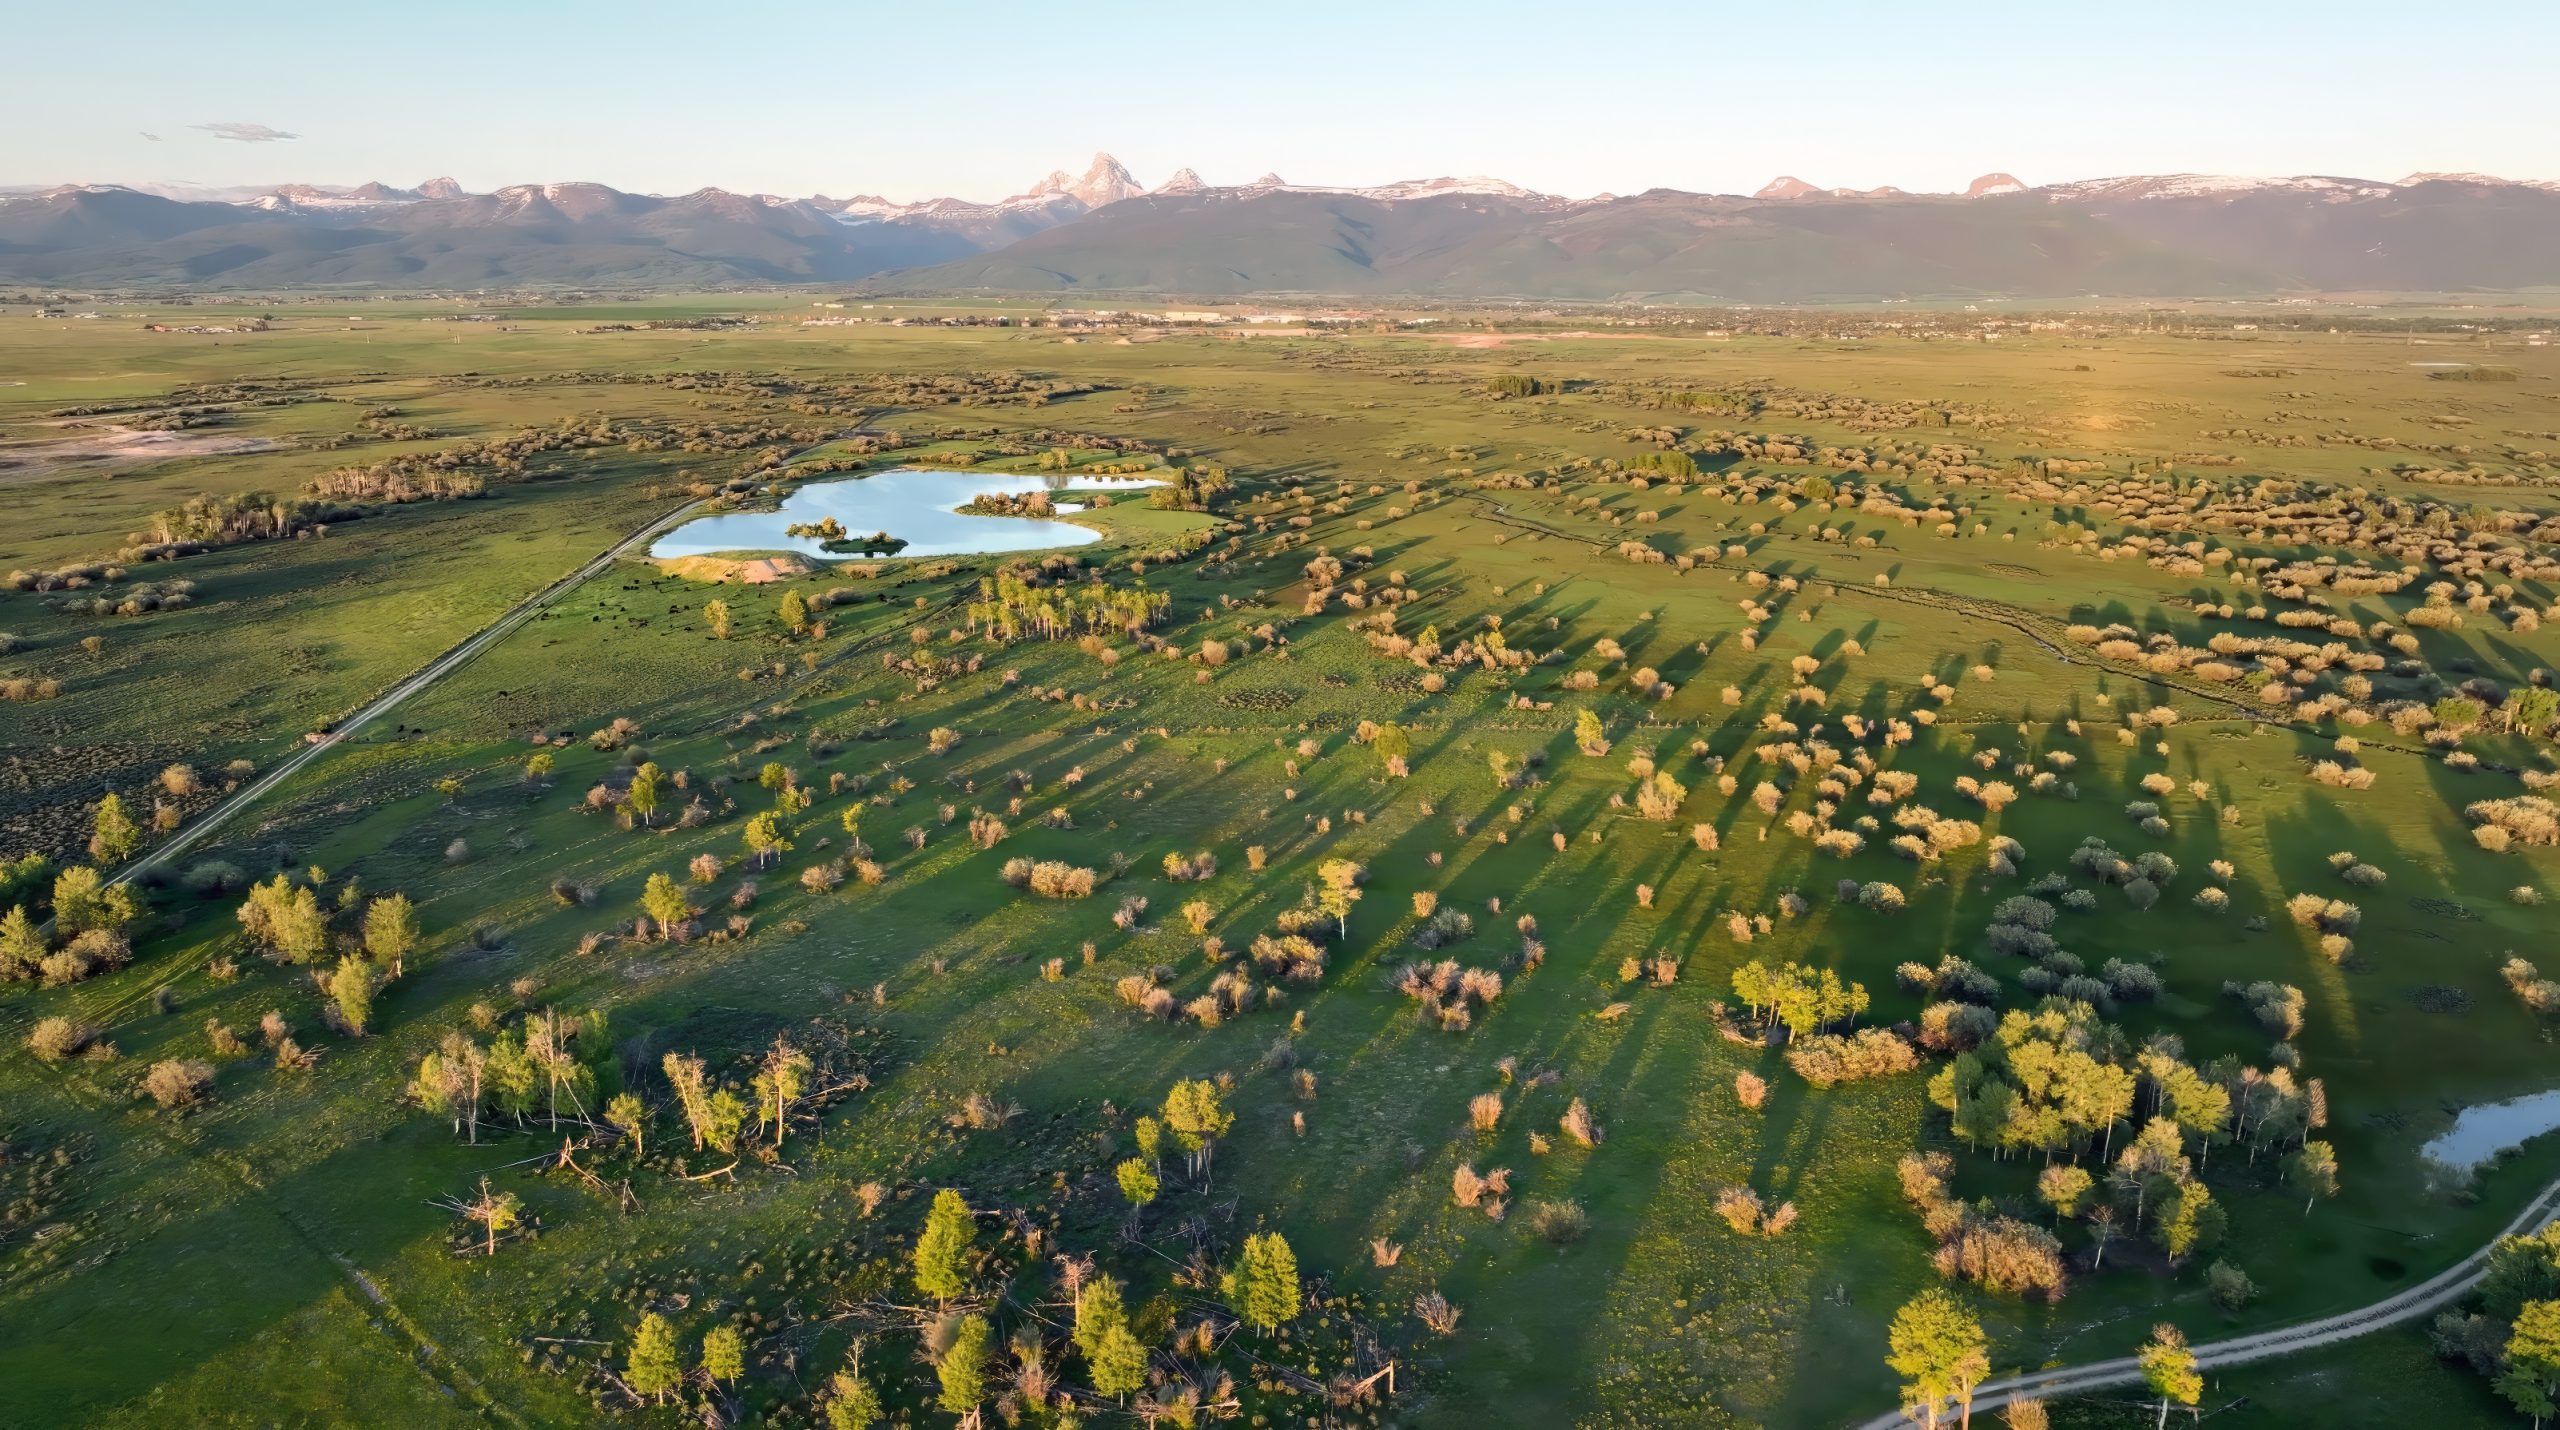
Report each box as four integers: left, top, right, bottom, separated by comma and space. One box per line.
1, 863, 143, 986
410, 1009, 617, 1144
1730, 959, 1872, 1040
961, 570, 1172, 643
2436, 1224, 2560, 1423
237, 875, 419, 1034
1920, 997, 2336, 1297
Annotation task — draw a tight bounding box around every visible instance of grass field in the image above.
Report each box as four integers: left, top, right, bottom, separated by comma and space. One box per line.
1, 297, 2556, 1427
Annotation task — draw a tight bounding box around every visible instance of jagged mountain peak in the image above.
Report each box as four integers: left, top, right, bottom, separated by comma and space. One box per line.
1154, 167, 1206, 195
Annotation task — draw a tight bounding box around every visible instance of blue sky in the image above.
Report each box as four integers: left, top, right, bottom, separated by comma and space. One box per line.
8, 0, 2555, 197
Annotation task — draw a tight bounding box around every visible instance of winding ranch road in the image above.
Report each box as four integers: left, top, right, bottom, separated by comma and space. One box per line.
107, 494, 709, 890
1855, 1172, 2560, 1428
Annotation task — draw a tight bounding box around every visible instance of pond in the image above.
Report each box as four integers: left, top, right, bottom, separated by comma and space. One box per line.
648, 468, 1164, 562
2421, 1088, 2560, 1176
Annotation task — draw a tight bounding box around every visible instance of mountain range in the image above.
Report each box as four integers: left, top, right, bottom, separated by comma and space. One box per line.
5, 153, 2559, 301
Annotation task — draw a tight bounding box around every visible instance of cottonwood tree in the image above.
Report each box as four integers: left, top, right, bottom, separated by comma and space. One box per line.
326, 956, 376, 1035
705, 598, 731, 640
628, 761, 663, 827
2502, 1301, 2560, 1428
2138, 1324, 2200, 1428
1314, 859, 1364, 937
1162, 1079, 1234, 1179
641, 873, 691, 941
90, 793, 141, 864
1887, 1288, 1989, 1430
364, 893, 418, 978
2286, 1139, 2339, 1214
526, 1008, 597, 1128
753, 1035, 811, 1148
606, 1091, 649, 1157
1116, 1158, 1158, 1207
415, 1031, 491, 1143
458, 1176, 521, 1256
779, 589, 809, 635
914, 1188, 975, 1302
743, 811, 792, 870
663, 1051, 715, 1148
238, 874, 327, 963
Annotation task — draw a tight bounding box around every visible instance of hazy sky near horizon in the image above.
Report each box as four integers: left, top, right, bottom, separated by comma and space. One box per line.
9, 0, 2556, 198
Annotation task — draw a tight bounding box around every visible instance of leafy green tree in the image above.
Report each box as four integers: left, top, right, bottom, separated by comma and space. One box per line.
1575, 708, 1609, 755
523, 750, 556, 784
1886, 1289, 1989, 1430
2038, 1164, 2094, 1219
1075, 1276, 1151, 1396
2502, 1301, 2560, 1429
700, 1322, 745, 1386
90, 793, 141, 864
705, 598, 732, 640
628, 761, 663, 827
606, 1091, 649, 1158
2286, 1139, 2339, 1214
236, 873, 324, 960
1372, 722, 1411, 770
1162, 1079, 1234, 1178
327, 956, 377, 1035
1093, 1322, 1147, 1399
914, 1188, 975, 1302
1223, 1231, 1301, 1334
743, 810, 791, 869
937, 1312, 989, 1414
1314, 859, 1364, 936
2152, 1181, 2224, 1266
626, 1310, 682, 1403
824, 1369, 883, 1429
0, 905, 45, 978
364, 893, 419, 979
700, 1089, 747, 1153
2509, 686, 2560, 739
2487, 1225, 2560, 1320
2138, 1323, 2201, 1429
1074, 1275, 1128, 1362
753, 1036, 812, 1148
641, 872, 691, 941
1134, 1114, 1164, 1166
1116, 1157, 1159, 1207
780, 589, 810, 635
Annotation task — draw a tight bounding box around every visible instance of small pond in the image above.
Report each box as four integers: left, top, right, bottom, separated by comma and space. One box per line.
648, 468, 1163, 562
2421, 1088, 2560, 1176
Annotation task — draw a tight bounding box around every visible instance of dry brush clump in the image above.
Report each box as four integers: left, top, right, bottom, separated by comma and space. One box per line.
2503, 957, 2560, 1014
1392, 959, 1504, 1031
2466, 796, 2560, 851
1784, 1029, 1921, 1086
1897, 1151, 2067, 1301
1000, 858, 1100, 898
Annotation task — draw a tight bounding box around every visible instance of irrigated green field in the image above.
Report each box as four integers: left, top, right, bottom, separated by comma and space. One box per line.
1, 298, 2556, 1428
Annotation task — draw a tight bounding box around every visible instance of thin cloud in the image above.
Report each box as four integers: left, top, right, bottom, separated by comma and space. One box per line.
140, 131, 162, 141
193, 121, 299, 143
